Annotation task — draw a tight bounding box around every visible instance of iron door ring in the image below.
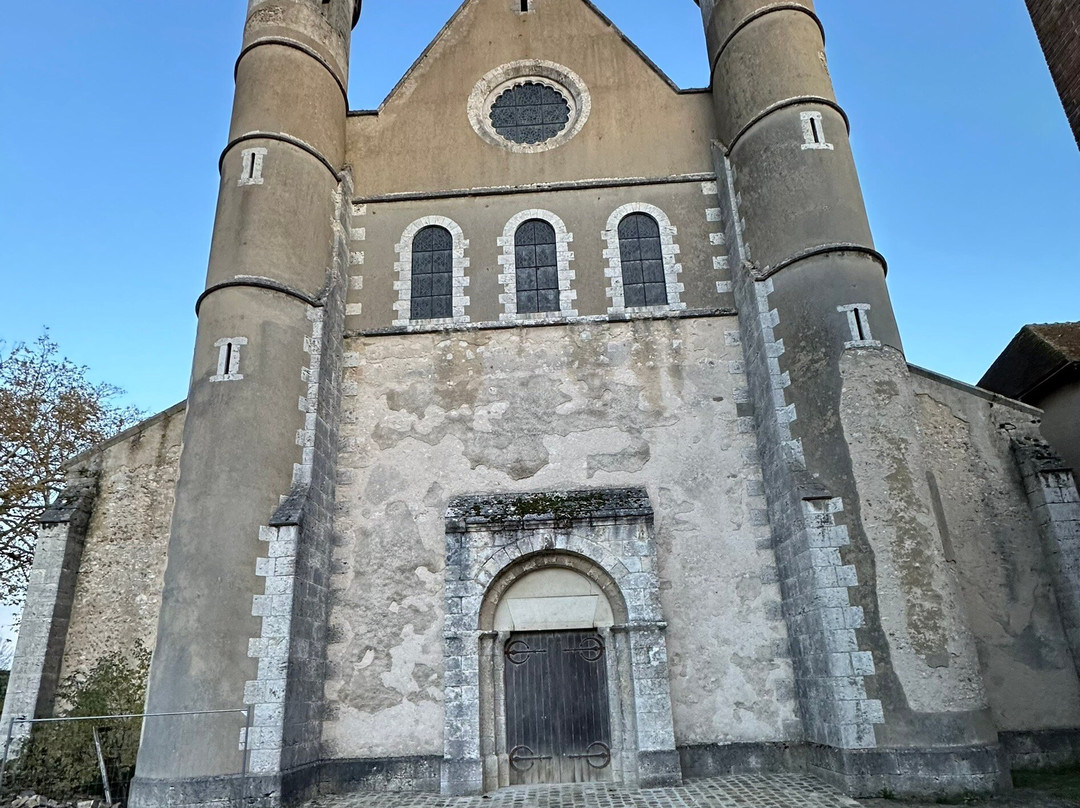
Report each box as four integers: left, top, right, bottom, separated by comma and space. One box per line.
567, 741, 611, 769
509, 744, 552, 772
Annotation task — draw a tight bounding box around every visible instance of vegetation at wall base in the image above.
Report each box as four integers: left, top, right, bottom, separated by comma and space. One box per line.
1012, 765, 1080, 803
4, 645, 150, 802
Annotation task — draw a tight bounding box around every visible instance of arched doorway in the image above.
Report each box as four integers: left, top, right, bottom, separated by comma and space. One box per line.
440, 488, 681, 796
481, 557, 628, 787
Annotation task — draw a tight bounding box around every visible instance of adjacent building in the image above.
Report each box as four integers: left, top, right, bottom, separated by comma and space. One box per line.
1026, 0, 1080, 148
981, 323, 1080, 477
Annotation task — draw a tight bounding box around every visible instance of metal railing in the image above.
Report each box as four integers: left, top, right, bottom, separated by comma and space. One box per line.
0, 707, 252, 805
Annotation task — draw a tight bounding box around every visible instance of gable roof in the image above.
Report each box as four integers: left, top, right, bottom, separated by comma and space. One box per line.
351, 0, 703, 114
979, 322, 1080, 402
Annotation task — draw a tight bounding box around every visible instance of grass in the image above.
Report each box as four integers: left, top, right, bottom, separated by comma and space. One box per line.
1013, 764, 1080, 803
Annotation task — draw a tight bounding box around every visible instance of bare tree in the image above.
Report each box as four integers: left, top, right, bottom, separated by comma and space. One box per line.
0, 333, 142, 604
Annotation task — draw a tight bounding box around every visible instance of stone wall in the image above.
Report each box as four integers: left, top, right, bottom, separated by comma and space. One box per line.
325, 316, 799, 764
908, 369, 1080, 733
58, 403, 185, 681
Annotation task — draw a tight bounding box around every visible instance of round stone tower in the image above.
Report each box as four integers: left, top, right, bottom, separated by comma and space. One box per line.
129, 2, 360, 806
696, 0, 1004, 797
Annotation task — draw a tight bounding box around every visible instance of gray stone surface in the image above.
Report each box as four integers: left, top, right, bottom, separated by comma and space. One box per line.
326, 317, 796, 769
0, 476, 95, 752
304, 774, 863, 808
909, 370, 1080, 734
58, 404, 184, 681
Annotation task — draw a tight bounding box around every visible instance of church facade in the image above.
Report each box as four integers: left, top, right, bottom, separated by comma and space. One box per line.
4, 1, 1080, 806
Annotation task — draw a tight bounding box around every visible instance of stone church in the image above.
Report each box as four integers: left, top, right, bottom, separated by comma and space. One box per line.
4, 0, 1080, 805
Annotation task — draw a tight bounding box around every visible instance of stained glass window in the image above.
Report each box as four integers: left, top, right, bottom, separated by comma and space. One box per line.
490, 82, 571, 145
618, 214, 668, 308
411, 226, 454, 320
514, 219, 560, 314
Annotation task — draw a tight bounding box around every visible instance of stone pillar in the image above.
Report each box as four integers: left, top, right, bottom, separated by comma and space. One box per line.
696, 0, 1004, 796
129, 2, 359, 806
0, 478, 95, 755
1013, 436, 1080, 673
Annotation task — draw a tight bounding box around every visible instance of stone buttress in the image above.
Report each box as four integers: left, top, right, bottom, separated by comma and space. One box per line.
697, 0, 1008, 796
128, 1, 360, 806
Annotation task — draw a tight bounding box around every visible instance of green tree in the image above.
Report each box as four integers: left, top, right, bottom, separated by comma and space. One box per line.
0, 333, 141, 603
7, 644, 151, 800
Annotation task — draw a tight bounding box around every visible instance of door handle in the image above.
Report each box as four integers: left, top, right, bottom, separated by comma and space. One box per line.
509, 745, 552, 771
567, 742, 612, 769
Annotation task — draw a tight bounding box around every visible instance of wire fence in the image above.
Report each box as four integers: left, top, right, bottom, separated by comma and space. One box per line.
0, 708, 251, 806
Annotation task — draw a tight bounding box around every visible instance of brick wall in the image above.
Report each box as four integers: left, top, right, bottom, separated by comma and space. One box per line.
1027, 0, 1080, 148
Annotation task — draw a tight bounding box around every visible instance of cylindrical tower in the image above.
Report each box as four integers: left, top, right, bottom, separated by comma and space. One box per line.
697, 0, 1003, 797
130, 1, 360, 805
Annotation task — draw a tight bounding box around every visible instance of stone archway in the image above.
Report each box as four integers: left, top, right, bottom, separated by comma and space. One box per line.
440, 488, 682, 795
480, 553, 632, 788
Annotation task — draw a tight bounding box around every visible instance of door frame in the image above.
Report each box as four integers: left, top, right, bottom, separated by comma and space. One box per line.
442, 489, 682, 796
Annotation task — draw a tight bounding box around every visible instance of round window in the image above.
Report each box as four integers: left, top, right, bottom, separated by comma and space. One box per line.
489, 82, 572, 145
468, 61, 591, 154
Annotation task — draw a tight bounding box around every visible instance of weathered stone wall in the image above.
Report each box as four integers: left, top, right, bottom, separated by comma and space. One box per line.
326, 316, 799, 762
908, 369, 1080, 732
58, 404, 185, 680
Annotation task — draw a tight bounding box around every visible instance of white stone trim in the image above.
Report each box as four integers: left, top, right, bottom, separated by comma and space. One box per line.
0, 522, 72, 754
467, 60, 591, 154
239, 148, 267, 186
243, 523, 297, 771
838, 303, 881, 349
392, 216, 471, 330
602, 203, 686, 316
345, 204, 365, 318
801, 111, 834, 151
210, 337, 247, 383
497, 209, 576, 323
242, 305, 325, 772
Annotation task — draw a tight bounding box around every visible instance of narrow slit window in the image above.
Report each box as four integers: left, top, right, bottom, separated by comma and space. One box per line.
514, 219, 560, 314
411, 225, 455, 321
800, 111, 834, 151
239, 148, 267, 185
618, 213, 668, 308
838, 305, 878, 348
211, 337, 248, 382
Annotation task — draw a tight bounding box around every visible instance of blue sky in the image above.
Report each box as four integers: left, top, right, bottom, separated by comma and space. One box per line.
1, 0, 1078, 418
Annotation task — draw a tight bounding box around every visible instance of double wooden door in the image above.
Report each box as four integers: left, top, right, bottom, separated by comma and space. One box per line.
504, 630, 613, 785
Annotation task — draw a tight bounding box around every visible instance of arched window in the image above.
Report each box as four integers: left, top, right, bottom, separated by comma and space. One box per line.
618, 213, 668, 308
411, 225, 454, 320
514, 219, 560, 314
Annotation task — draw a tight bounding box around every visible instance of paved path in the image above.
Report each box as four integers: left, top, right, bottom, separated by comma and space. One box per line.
306, 774, 863, 808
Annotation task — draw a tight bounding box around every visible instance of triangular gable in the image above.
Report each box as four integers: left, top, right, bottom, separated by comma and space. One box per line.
355, 0, 694, 114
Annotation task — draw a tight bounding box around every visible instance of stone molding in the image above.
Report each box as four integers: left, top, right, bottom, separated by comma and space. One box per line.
467, 60, 591, 154
601, 203, 686, 316
497, 209, 577, 323
391, 216, 471, 329
441, 489, 680, 795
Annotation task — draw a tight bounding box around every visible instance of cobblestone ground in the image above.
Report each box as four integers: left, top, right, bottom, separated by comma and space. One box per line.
862, 791, 1078, 808
305, 774, 863, 808
305, 775, 1080, 808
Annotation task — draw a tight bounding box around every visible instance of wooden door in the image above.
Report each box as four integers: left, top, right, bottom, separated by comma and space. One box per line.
504, 630, 612, 785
